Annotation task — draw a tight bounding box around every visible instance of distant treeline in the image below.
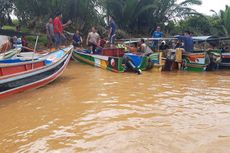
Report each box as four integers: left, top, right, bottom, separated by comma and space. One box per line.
0, 0, 230, 37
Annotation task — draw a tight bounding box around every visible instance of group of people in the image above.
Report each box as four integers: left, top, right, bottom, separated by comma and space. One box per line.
46, 13, 117, 52
45, 11, 193, 54
151, 26, 194, 52
46, 12, 72, 49
124, 26, 194, 57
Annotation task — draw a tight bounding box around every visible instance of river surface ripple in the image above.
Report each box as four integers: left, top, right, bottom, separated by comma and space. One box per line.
0, 61, 230, 153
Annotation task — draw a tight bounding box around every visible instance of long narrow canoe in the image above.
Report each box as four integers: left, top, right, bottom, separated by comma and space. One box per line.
0, 46, 73, 99
72, 50, 126, 72
72, 50, 153, 73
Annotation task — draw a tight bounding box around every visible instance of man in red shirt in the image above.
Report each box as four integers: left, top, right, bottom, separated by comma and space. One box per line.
53, 12, 71, 48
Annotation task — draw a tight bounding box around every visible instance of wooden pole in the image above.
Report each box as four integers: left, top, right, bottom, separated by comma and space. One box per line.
32, 36, 39, 69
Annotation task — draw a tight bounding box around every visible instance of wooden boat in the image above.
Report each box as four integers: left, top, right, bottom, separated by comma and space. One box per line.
218, 37, 230, 67
146, 36, 222, 72
122, 38, 178, 72
11, 49, 50, 60
72, 48, 152, 73
120, 40, 164, 71
144, 37, 211, 72
182, 50, 221, 72
72, 50, 125, 72
182, 52, 209, 71
148, 52, 164, 71
120, 36, 228, 72
0, 46, 73, 99
0, 48, 21, 60
181, 36, 224, 72
221, 52, 230, 67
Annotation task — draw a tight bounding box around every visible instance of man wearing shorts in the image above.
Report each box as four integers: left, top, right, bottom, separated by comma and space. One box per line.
108, 16, 116, 46
86, 27, 100, 54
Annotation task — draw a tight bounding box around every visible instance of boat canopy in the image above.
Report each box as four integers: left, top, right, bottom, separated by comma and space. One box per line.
121, 36, 230, 45
193, 36, 230, 41
192, 36, 219, 41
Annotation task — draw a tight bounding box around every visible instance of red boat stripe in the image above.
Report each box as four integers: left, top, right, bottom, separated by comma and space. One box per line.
0, 53, 69, 80
1, 54, 70, 84
0, 54, 71, 99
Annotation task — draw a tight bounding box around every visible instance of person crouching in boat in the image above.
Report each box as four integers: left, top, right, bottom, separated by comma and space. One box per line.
95, 35, 107, 54
139, 39, 153, 56
86, 27, 100, 54
73, 29, 83, 49
125, 43, 138, 54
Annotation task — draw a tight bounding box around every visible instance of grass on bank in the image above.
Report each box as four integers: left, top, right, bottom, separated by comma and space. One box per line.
3, 25, 30, 34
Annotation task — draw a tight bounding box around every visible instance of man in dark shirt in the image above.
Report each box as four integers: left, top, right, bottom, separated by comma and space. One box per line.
72, 30, 82, 48
176, 31, 194, 52
108, 16, 116, 46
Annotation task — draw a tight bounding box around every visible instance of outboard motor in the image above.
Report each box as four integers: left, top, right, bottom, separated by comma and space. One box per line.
123, 55, 142, 75
164, 49, 176, 71
206, 51, 221, 71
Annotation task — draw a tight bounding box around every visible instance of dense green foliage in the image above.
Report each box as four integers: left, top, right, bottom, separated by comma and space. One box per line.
0, 0, 230, 37
176, 5, 230, 37
216, 5, 230, 37
103, 0, 202, 34
13, 0, 103, 33
0, 0, 14, 25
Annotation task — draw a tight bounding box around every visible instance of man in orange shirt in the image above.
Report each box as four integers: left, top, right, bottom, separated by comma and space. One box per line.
126, 43, 138, 53
53, 12, 71, 48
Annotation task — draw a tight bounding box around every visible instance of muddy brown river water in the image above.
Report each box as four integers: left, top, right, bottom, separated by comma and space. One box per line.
0, 61, 230, 153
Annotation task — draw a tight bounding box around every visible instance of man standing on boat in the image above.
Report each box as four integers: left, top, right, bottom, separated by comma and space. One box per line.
176, 31, 194, 52
72, 29, 83, 49
108, 16, 117, 47
86, 27, 100, 54
46, 17, 55, 49
152, 26, 164, 49
53, 12, 71, 48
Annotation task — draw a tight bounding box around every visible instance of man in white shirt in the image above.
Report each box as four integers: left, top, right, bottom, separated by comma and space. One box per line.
140, 39, 153, 56
86, 27, 100, 53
